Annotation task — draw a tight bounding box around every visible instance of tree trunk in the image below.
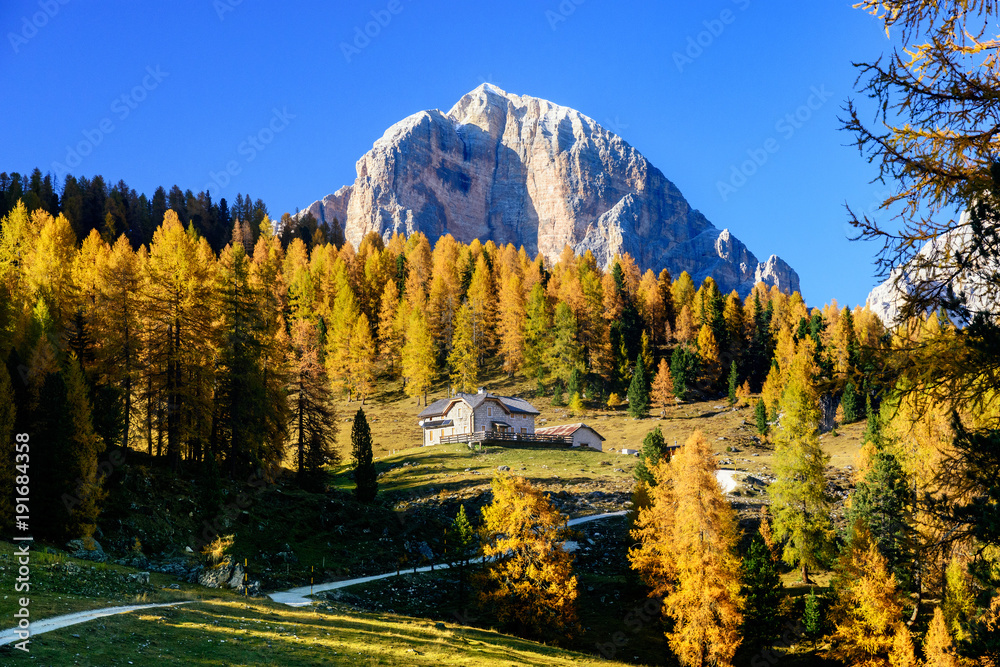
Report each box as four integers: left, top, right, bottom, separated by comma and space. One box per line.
801, 562, 812, 585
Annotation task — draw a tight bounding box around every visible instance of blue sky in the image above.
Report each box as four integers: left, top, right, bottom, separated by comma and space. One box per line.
2, 0, 899, 307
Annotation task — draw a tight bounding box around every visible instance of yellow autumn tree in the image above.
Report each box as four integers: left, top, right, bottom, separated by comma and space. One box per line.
651, 357, 675, 412
349, 313, 375, 404
401, 307, 435, 405
477, 474, 579, 640
376, 279, 402, 376
923, 607, 961, 667
629, 430, 745, 667
830, 525, 907, 667
448, 300, 478, 393
696, 323, 722, 388
770, 339, 833, 583
497, 272, 525, 376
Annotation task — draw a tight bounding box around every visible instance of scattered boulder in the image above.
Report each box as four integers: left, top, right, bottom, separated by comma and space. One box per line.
66, 538, 108, 562
497, 465, 510, 472
128, 571, 151, 584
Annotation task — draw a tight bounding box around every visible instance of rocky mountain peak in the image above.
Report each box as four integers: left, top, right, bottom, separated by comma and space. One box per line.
299, 87, 800, 296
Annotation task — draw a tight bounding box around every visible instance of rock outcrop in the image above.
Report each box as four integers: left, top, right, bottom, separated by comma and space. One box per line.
301, 84, 800, 296
866, 211, 998, 326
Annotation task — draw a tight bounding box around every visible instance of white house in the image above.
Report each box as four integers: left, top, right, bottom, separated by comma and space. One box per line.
417, 389, 540, 446
534, 423, 606, 450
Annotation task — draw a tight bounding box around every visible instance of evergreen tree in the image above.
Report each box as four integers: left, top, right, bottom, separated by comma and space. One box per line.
849, 445, 913, 587
841, 380, 861, 423
670, 344, 697, 402
633, 426, 668, 486
627, 354, 649, 418
449, 504, 477, 603
803, 588, 822, 638
288, 319, 338, 490
351, 408, 377, 502
535, 367, 545, 398
727, 360, 739, 406
551, 379, 565, 406
740, 534, 786, 655
567, 367, 582, 398
754, 398, 769, 436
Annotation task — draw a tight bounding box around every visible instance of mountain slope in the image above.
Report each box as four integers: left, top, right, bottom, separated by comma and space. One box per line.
302, 84, 799, 296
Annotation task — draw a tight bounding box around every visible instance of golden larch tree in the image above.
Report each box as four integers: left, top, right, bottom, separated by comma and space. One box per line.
349, 313, 376, 403
830, 525, 907, 667
477, 474, 579, 640
629, 430, 745, 667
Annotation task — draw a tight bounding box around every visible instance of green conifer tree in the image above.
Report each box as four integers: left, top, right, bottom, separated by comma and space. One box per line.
627, 354, 649, 418
351, 407, 378, 502
741, 533, 786, 654
727, 360, 739, 406
841, 380, 860, 423
634, 426, 668, 486
755, 398, 769, 436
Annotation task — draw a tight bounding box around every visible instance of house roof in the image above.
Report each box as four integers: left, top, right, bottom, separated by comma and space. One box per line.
417, 392, 540, 418
535, 423, 606, 441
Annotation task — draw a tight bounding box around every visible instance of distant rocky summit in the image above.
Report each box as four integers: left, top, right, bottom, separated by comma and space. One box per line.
866, 211, 998, 326
301, 84, 799, 296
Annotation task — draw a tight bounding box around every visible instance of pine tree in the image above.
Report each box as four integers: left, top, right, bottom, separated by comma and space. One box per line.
477, 474, 579, 640
552, 379, 565, 406
567, 367, 582, 398
849, 444, 912, 587
448, 301, 478, 394
741, 533, 786, 655
627, 354, 649, 418
803, 588, 822, 638
288, 319, 338, 490
727, 360, 739, 406
770, 342, 833, 583
754, 398, 769, 436
630, 430, 745, 667
351, 408, 377, 502
841, 380, 861, 423
634, 425, 668, 486
670, 345, 697, 402
449, 504, 477, 603
650, 357, 675, 413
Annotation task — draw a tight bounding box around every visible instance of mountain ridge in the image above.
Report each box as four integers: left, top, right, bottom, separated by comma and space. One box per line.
299, 84, 800, 296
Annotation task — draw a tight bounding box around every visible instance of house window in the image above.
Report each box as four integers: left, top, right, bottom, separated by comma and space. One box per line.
487, 407, 492, 417
521, 428, 527, 434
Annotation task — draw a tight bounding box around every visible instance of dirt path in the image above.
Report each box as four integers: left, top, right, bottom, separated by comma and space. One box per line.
0, 601, 194, 647
0, 512, 630, 640
269, 511, 629, 607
